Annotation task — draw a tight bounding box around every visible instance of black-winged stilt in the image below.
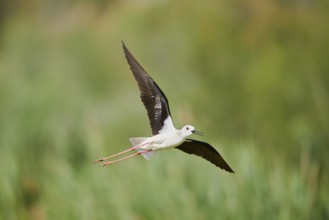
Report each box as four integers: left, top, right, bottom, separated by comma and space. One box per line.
93, 42, 234, 173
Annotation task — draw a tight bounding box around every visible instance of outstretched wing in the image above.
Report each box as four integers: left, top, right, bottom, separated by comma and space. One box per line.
176, 139, 234, 173
122, 42, 172, 135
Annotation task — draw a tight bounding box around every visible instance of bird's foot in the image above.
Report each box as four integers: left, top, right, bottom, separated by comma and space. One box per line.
93, 158, 105, 164
101, 161, 112, 167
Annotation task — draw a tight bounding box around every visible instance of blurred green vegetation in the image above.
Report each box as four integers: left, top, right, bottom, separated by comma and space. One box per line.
0, 0, 328, 219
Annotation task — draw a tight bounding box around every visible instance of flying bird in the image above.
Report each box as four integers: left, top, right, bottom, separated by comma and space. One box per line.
93, 42, 234, 173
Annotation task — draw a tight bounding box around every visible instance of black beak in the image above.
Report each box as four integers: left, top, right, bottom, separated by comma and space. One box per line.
192, 130, 204, 136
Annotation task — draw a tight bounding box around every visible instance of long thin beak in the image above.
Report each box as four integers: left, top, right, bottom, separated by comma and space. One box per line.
192, 130, 204, 136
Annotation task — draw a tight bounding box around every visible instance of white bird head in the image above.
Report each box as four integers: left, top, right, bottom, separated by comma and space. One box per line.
180, 125, 204, 137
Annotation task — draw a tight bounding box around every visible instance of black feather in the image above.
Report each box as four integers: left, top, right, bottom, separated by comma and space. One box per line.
122, 42, 171, 135
176, 139, 234, 173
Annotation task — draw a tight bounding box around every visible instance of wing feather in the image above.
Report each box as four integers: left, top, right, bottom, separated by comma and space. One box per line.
176, 139, 234, 173
122, 42, 172, 135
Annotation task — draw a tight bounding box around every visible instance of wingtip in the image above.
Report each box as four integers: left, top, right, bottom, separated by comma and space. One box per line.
121, 41, 130, 57
121, 40, 125, 46
225, 167, 235, 173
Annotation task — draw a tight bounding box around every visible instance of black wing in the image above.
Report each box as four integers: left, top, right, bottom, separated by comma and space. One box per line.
176, 139, 234, 173
122, 42, 171, 135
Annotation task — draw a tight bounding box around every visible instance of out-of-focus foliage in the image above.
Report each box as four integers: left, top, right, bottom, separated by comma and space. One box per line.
0, 0, 328, 219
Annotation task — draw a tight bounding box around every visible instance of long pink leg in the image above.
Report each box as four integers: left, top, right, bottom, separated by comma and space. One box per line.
101, 150, 152, 167
93, 142, 150, 163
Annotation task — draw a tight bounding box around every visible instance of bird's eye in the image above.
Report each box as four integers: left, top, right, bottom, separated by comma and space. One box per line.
186, 127, 189, 130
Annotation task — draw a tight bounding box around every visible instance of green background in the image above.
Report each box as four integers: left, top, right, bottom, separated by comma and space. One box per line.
0, 0, 328, 219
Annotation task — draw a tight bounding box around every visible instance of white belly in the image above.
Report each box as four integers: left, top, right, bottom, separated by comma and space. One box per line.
139, 131, 185, 151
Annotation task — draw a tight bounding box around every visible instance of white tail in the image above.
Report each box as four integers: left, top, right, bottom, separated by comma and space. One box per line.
138, 150, 156, 160
129, 137, 156, 160
129, 137, 148, 146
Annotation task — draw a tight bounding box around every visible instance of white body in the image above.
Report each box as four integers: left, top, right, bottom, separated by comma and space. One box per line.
129, 117, 195, 159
